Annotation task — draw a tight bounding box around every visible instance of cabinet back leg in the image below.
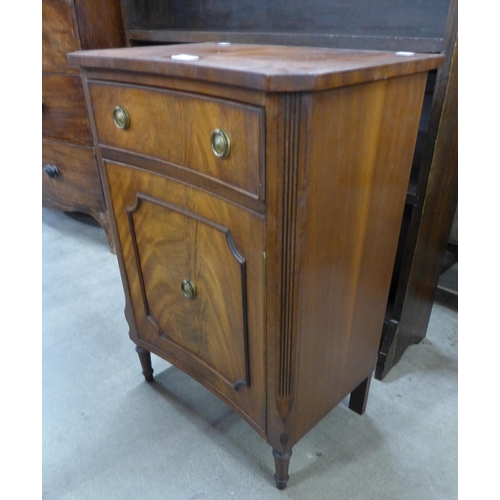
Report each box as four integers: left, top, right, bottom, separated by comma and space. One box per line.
272, 448, 292, 490
348, 373, 372, 415
135, 345, 154, 382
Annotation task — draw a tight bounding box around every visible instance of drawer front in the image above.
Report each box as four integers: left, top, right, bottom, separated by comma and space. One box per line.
43, 74, 93, 145
89, 83, 264, 199
42, 139, 105, 212
105, 161, 266, 432
42, 0, 79, 74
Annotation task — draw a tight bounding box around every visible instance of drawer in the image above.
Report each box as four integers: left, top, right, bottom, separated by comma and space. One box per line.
42, 139, 105, 212
42, 74, 93, 146
42, 0, 79, 74
89, 83, 264, 199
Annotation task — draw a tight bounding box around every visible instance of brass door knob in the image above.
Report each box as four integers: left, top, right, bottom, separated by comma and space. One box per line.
181, 280, 196, 299
211, 128, 231, 158
113, 106, 130, 130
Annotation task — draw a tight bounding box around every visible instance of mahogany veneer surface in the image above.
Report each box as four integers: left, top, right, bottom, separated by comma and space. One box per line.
69, 43, 443, 489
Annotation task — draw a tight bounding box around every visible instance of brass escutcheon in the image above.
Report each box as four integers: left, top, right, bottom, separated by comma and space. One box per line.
211, 128, 231, 158
181, 279, 196, 299
113, 105, 130, 130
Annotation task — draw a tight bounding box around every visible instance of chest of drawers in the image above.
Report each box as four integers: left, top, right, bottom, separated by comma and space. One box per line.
69, 43, 443, 489
42, 0, 124, 251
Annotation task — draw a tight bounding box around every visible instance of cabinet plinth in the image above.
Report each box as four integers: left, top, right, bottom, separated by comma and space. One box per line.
69, 43, 443, 489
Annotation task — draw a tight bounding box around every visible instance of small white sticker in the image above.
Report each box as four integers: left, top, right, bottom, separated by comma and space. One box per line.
395, 51, 416, 56
171, 54, 200, 61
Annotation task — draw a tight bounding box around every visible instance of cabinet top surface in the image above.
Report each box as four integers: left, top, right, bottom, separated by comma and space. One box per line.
68, 43, 443, 92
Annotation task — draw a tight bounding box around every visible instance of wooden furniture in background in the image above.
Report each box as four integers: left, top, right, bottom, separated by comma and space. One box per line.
116, 0, 458, 379
377, 4, 457, 378
70, 43, 443, 488
42, 0, 125, 252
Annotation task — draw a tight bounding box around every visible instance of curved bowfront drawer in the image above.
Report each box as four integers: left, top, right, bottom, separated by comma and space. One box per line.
88, 82, 265, 200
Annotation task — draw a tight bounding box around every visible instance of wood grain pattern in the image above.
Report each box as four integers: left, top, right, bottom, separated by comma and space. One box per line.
73, 0, 126, 50
42, 0, 80, 73
88, 82, 264, 199
292, 72, 428, 441
126, 192, 250, 390
105, 160, 266, 432
83, 67, 267, 106
99, 147, 265, 214
42, 139, 104, 212
42, 74, 92, 145
68, 43, 444, 92
73, 43, 444, 488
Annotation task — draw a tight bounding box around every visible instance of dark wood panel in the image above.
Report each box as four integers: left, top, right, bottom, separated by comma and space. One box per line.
42, 139, 105, 212
376, 0, 457, 379
126, 29, 444, 53
73, 0, 126, 50
121, 0, 175, 30
122, 0, 448, 39
42, 74, 93, 145
393, 38, 458, 360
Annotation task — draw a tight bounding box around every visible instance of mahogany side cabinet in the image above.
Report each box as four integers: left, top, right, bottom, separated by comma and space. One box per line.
69, 44, 443, 489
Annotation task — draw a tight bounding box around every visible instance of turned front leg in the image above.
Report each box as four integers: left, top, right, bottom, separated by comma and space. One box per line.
135, 345, 154, 382
272, 448, 292, 490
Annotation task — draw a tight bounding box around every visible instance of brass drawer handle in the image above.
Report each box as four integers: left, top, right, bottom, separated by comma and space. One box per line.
211, 128, 231, 158
113, 105, 130, 130
181, 279, 196, 299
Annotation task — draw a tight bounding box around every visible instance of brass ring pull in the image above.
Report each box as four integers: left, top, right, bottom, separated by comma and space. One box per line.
211, 128, 231, 158
181, 279, 196, 299
113, 105, 130, 130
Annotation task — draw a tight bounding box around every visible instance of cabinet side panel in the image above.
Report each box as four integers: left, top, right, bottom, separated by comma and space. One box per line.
294, 73, 427, 440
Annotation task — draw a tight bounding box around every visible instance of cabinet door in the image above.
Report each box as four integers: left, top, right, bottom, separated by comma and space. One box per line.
105, 161, 266, 433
